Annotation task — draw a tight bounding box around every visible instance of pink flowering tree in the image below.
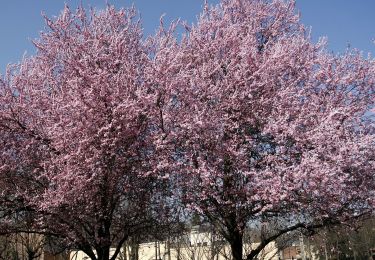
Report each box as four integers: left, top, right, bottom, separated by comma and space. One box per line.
1, 1, 374, 260
0, 5, 169, 260
152, 1, 375, 260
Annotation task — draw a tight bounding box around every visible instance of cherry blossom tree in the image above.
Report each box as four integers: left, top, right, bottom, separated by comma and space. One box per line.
0, 5, 168, 260
151, 1, 375, 260
1, 1, 374, 260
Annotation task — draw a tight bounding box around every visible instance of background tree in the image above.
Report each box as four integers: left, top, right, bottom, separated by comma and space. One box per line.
0, 232, 44, 260
0, 235, 17, 260
310, 218, 375, 260
152, 0, 375, 260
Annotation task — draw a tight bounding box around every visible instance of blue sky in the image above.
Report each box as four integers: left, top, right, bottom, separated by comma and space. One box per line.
1, 1, 375, 72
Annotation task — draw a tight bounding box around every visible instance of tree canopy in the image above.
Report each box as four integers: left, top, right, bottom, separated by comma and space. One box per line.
0, 1, 374, 260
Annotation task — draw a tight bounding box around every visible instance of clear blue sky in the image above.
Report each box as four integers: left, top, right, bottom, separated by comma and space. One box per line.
1, 1, 375, 72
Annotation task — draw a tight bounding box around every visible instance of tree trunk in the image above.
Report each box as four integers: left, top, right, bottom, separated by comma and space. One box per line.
135, 244, 139, 260
210, 230, 215, 260
166, 239, 171, 260
27, 251, 35, 260
176, 240, 181, 260
229, 231, 243, 260
96, 246, 110, 260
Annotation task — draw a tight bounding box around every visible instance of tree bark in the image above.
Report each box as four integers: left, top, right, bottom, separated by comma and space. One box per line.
229, 230, 243, 260
96, 246, 110, 260
155, 241, 158, 260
